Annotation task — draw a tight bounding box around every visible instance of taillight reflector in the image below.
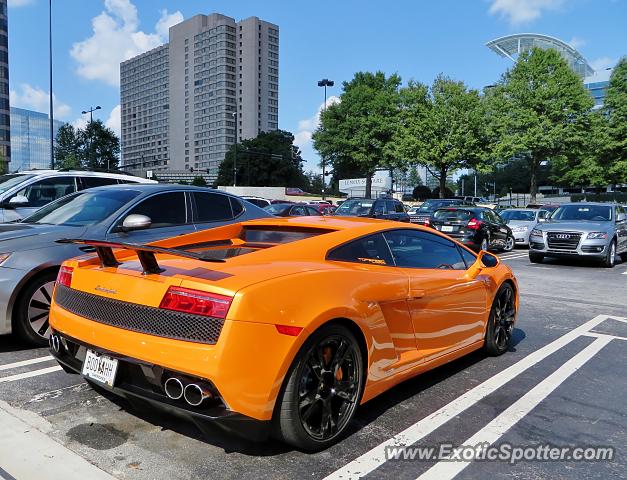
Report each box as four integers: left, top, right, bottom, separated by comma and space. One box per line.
467, 218, 482, 230
160, 287, 232, 319
57, 266, 74, 287
275, 325, 303, 336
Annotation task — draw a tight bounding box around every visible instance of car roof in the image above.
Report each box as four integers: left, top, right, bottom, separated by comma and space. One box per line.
561, 202, 616, 207
14, 169, 156, 183
82, 184, 239, 195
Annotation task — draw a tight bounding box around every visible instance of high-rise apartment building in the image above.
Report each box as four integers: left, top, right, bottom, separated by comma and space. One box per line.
10, 107, 64, 171
0, 0, 10, 172
120, 13, 279, 182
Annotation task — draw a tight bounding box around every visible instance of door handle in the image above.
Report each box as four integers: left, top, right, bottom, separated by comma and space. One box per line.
409, 288, 425, 299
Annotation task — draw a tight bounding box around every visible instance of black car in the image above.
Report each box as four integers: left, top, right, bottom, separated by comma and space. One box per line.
410, 198, 473, 225
263, 203, 322, 217
333, 197, 410, 222
429, 207, 514, 252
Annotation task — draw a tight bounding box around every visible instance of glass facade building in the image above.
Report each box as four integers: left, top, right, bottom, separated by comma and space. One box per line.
10, 107, 64, 172
0, 0, 10, 171
584, 68, 613, 109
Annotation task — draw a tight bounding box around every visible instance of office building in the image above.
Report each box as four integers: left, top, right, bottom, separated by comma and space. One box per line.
486, 33, 614, 108
0, 0, 10, 172
120, 13, 279, 183
10, 107, 64, 171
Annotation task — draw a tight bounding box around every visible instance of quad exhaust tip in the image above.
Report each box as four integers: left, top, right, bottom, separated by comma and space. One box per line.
164, 377, 184, 400
183, 383, 212, 406
49, 334, 61, 353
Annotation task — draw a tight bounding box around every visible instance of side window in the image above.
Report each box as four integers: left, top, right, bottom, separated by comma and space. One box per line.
79, 176, 119, 190
538, 210, 548, 220
458, 246, 477, 268
12, 176, 76, 208
383, 229, 466, 270
193, 192, 233, 222
307, 206, 321, 216
230, 197, 244, 217
327, 233, 393, 266
291, 205, 307, 216
394, 201, 405, 213
385, 200, 397, 214
373, 201, 385, 215
123, 192, 187, 228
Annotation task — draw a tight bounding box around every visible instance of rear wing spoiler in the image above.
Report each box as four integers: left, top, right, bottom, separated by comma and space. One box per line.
57, 238, 224, 275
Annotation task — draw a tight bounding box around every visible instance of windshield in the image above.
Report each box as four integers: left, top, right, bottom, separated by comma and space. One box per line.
23, 189, 141, 226
264, 204, 290, 214
418, 200, 458, 212
501, 210, 537, 222
433, 209, 473, 221
335, 199, 374, 216
550, 205, 612, 222
0, 174, 33, 194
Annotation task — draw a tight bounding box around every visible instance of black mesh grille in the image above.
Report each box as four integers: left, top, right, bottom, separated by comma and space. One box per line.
546, 231, 581, 250
54, 284, 224, 344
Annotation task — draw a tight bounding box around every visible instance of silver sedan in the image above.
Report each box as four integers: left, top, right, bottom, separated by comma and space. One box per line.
500, 209, 549, 246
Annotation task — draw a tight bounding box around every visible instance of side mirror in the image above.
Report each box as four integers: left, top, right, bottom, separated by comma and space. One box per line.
120, 214, 152, 232
464, 251, 500, 280
8, 195, 29, 206
617, 213, 626, 222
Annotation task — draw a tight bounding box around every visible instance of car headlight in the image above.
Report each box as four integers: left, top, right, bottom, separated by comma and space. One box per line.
587, 232, 608, 239
511, 225, 528, 232
0, 253, 11, 265
530, 229, 543, 237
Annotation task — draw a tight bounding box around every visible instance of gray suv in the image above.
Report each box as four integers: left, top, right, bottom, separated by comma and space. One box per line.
528, 203, 627, 268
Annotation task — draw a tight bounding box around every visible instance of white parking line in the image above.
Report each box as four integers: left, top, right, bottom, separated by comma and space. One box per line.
417, 336, 612, 480
0, 366, 62, 384
324, 314, 612, 480
0, 355, 54, 372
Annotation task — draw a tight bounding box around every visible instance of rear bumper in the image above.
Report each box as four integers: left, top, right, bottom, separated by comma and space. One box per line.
49, 330, 270, 441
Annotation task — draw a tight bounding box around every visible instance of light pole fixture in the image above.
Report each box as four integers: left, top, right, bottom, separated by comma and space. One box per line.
317, 79, 334, 200
49, 0, 54, 169
82, 106, 102, 169
231, 111, 237, 186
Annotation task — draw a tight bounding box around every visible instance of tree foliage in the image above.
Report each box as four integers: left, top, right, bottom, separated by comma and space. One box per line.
313, 71, 402, 198
214, 130, 308, 188
603, 57, 627, 184
54, 120, 120, 170
485, 48, 594, 203
394, 76, 487, 198
191, 176, 208, 187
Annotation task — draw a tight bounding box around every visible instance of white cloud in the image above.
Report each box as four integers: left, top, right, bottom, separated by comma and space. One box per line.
590, 56, 617, 71
488, 0, 566, 24
72, 116, 88, 130
10, 83, 71, 118
568, 36, 586, 50
155, 9, 184, 39
106, 104, 121, 136
8, 0, 35, 7
293, 96, 340, 172
70, 1, 183, 86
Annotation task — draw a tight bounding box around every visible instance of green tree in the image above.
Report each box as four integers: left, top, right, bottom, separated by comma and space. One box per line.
191, 176, 207, 187
306, 171, 324, 194
313, 71, 402, 198
604, 57, 627, 184
54, 124, 81, 169
80, 120, 120, 170
412, 185, 431, 201
395, 76, 487, 198
215, 130, 308, 188
485, 48, 594, 203
407, 165, 423, 186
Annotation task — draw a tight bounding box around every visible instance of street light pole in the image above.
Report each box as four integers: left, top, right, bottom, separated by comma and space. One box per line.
49, 0, 54, 169
231, 111, 237, 187
317, 78, 334, 200
81, 105, 101, 169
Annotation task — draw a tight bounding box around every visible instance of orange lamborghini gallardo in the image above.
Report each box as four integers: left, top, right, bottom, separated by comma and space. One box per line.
49, 216, 518, 451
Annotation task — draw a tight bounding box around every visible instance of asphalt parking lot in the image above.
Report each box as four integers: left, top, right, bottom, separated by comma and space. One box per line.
1, 250, 625, 480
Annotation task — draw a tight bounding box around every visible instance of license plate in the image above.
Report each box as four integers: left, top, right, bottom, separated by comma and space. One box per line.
441, 225, 454, 232
82, 349, 118, 387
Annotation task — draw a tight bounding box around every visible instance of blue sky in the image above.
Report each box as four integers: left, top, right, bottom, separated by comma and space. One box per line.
7, 0, 627, 172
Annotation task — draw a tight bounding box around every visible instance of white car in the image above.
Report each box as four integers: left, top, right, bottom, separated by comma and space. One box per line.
500, 208, 549, 246
0, 170, 156, 222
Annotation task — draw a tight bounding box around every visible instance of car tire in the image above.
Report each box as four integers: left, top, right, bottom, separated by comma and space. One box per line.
484, 283, 516, 356
529, 253, 544, 263
13, 271, 58, 346
503, 235, 515, 252
601, 240, 616, 268
273, 323, 364, 451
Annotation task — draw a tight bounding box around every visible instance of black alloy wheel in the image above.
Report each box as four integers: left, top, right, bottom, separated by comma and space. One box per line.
274, 324, 364, 451
484, 283, 516, 356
